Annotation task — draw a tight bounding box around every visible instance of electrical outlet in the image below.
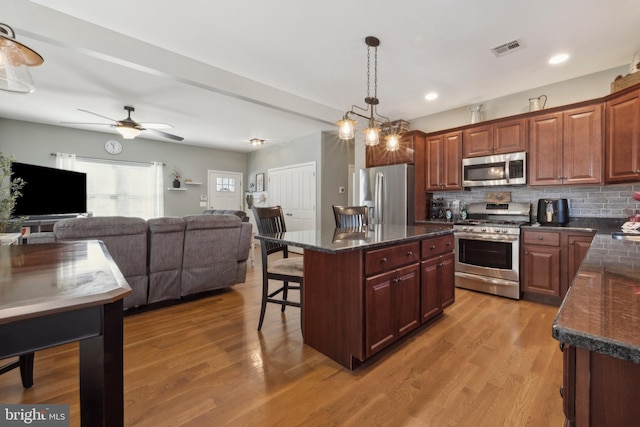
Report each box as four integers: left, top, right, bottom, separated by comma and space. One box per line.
199, 201, 206, 207
200, 195, 207, 201
339, 186, 345, 194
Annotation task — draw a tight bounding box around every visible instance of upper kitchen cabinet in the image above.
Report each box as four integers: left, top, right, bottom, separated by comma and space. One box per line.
529, 103, 603, 186
605, 87, 640, 183
426, 130, 462, 191
366, 130, 425, 167
462, 118, 526, 158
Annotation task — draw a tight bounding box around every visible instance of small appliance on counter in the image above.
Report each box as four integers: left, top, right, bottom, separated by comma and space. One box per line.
536, 198, 569, 225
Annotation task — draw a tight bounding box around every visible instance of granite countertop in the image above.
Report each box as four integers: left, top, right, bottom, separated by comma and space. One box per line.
522, 217, 626, 235
254, 223, 453, 254
552, 228, 640, 364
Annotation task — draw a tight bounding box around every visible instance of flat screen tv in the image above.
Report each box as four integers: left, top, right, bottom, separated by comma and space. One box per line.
11, 162, 87, 217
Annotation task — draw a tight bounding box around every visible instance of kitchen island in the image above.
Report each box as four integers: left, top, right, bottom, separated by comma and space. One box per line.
552, 231, 640, 426
256, 224, 455, 370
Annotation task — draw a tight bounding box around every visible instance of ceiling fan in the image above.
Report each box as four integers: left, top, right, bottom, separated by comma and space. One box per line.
63, 105, 184, 141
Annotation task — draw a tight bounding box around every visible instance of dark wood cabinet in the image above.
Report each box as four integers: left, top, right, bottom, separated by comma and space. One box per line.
529, 103, 603, 186
462, 118, 526, 158
366, 130, 425, 167
364, 242, 421, 357
605, 88, 640, 183
420, 233, 455, 322
562, 344, 640, 426
365, 263, 420, 357
425, 131, 462, 191
522, 230, 594, 300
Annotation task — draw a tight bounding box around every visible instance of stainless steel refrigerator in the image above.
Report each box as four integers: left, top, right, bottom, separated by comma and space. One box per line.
359, 163, 415, 225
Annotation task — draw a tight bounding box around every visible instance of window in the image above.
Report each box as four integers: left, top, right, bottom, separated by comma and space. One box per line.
216, 177, 235, 192
56, 153, 164, 219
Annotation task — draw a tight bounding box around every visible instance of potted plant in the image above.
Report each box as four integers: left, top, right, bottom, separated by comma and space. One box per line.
170, 167, 182, 188
0, 152, 26, 233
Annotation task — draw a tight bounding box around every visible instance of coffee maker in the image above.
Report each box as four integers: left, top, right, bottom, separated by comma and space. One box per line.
537, 198, 569, 225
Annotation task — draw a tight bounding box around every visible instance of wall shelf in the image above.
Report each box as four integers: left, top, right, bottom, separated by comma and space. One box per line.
184, 181, 202, 185
167, 188, 187, 191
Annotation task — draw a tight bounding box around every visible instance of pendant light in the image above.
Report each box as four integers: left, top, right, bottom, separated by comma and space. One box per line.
337, 36, 405, 147
0, 23, 44, 93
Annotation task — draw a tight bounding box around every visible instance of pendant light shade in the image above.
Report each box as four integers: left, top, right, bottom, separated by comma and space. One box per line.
337, 116, 356, 140
0, 23, 44, 94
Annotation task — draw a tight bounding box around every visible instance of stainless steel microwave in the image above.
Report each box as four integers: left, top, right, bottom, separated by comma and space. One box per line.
462, 151, 526, 187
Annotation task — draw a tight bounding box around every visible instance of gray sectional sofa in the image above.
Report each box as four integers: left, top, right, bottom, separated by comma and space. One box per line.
28, 212, 252, 309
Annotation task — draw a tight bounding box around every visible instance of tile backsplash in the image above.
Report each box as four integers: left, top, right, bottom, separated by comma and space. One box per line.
432, 183, 640, 220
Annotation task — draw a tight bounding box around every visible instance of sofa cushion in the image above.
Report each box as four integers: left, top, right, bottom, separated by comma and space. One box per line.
54, 216, 148, 239
184, 214, 241, 230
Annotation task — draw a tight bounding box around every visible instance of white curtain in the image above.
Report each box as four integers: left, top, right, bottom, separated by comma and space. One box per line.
55, 152, 76, 170
151, 162, 164, 218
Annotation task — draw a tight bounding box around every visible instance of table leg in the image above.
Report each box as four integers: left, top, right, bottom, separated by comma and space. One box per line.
79, 300, 124, 427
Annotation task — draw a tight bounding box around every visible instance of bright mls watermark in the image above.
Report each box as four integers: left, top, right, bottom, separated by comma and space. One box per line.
0, 405, 69, 426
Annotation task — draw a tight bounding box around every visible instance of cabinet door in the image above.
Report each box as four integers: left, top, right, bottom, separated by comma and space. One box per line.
563, 104, 603, 185
421, 257, 443, 322
442, 131, 462, 190
529, 113, 563, 186
523, 244, 561, 296
365, 271, 396, 356
606, 88, 640, 183
565, 233, 595, 296
439, 253, 455, 308
426, 134, 444, 190
493, 118, 526, 155
463, 125, 493, 158
395, 263, 421, 337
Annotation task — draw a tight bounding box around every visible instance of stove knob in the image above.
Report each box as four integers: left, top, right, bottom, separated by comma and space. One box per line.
480, 227, 487, 232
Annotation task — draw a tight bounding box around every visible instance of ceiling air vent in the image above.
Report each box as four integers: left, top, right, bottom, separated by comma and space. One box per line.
491, 38, 523, 57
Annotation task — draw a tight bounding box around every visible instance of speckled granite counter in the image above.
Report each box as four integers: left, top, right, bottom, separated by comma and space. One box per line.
524, 217, 625, 235
255, 223, 453, 254
552, 230, 640, 364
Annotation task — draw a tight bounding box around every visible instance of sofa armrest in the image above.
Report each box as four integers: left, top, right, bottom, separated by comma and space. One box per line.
237, 222, 253, 262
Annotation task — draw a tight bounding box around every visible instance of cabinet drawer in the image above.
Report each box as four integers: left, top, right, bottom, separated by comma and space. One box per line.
421, 234, 455, 259
523, 231, 560, 246
365, 242, 420, 276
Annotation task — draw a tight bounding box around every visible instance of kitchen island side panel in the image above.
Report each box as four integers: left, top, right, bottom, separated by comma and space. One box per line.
303, 249, 364, 369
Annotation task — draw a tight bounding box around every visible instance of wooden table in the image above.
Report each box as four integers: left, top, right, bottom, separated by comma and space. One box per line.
0, 241, 132, 426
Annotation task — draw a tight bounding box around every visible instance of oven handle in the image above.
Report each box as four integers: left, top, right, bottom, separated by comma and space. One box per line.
455, 232, 519, 242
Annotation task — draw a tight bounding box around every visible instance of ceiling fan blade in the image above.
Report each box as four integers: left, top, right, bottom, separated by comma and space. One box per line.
61, 122, 115, 126
140, 122, 173, 130
142, 128, 184, 141
77, 108, 119, 123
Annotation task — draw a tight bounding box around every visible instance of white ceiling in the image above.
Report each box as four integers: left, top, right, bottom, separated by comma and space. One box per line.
2, 0, 639, 153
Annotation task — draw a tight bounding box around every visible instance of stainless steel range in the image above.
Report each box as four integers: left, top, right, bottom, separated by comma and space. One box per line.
453, 202, 531, 299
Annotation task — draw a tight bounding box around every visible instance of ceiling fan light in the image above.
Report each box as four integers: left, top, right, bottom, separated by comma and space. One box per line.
337, 117, 356, 140
116, 126, 141, 139
364, 126, 381, 146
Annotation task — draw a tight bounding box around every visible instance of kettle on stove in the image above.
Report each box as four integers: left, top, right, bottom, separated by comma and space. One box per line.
537, 198, 569, 225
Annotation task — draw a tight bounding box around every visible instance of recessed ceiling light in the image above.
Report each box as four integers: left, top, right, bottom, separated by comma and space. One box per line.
425, 92, 438, 101
549, 53, 569, 65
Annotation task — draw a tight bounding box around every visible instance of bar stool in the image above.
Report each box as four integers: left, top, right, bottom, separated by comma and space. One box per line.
332, 205, 369, 227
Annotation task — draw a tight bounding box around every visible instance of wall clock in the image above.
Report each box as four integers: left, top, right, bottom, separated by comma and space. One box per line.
105, 139, 122, 155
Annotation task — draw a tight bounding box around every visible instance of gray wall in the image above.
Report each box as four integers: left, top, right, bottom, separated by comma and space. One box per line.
0, 118, 247, 217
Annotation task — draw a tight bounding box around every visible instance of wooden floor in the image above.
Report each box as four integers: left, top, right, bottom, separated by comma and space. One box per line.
0, 255, 566, 426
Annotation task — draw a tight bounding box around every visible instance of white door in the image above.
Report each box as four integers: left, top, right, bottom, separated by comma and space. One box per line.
207, 170, 243, 211
268, 162, 316, 232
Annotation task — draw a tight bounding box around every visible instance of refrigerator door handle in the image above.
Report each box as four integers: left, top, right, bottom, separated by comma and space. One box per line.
375, 172, 384, 223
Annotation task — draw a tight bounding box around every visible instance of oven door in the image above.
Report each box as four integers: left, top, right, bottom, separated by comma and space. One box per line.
454, 231, 519, 282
